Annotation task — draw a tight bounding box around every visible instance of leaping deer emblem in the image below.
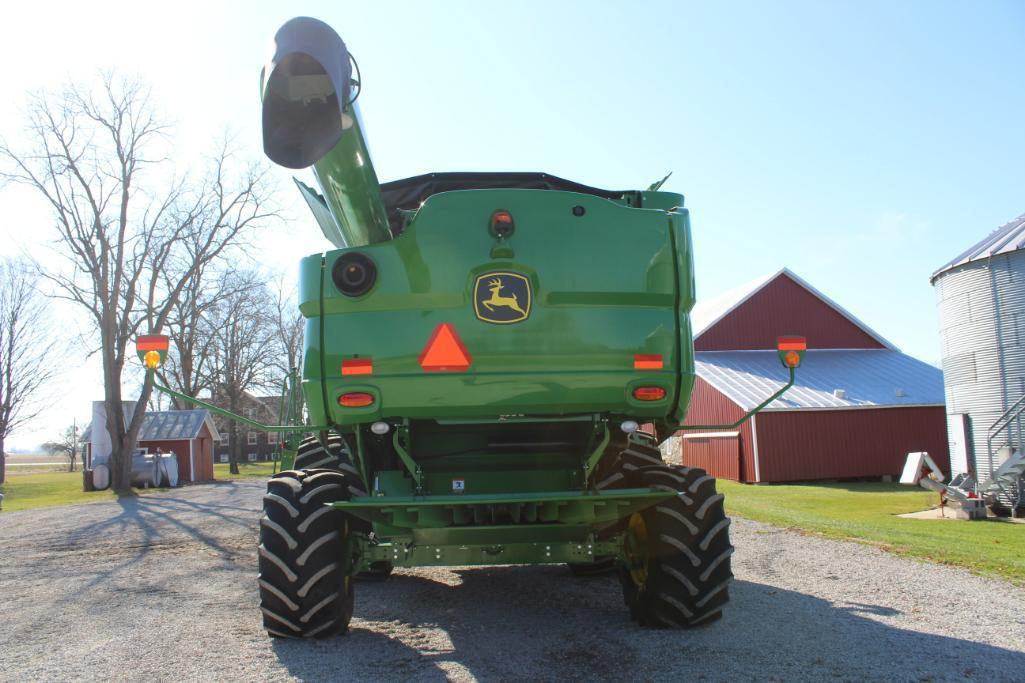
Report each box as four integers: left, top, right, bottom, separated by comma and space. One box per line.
481, 277, 526, 316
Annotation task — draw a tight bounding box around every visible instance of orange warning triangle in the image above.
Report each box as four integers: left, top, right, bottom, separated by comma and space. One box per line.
418, 323, 472, 372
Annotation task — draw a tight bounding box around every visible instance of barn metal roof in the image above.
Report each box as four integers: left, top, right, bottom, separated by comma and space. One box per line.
691, 268, 896, 350
696, 350, 945, 411
932, 211, 1025, 282
81, 410, 219, 443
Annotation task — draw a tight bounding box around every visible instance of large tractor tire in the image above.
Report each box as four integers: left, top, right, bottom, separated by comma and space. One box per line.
258, 468, 365, 638
293, 433, 360, 477
607, 445, 733, 628
292, 434, 394, 581
569, 440, 670, 577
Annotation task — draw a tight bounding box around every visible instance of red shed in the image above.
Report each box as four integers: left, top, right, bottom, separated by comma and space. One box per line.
83, 409, 219, 483
665, 269, 949, 482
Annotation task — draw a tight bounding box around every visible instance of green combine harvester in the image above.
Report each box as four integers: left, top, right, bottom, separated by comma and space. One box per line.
141, 16, 805, 638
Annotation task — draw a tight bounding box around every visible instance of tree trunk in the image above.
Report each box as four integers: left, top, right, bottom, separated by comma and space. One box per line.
228, 391, 241, 475
0, 435, 6, 484
229, 423, 240, 476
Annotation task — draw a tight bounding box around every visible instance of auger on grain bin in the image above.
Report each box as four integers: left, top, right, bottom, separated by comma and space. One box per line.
138, 16, 805, 637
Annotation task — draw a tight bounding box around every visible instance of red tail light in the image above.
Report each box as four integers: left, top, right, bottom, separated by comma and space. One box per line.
632, 387, 667, 401
338, 392, 374, 408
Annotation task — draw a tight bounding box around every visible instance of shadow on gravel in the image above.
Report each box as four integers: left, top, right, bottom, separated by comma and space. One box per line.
269, 569, 1025, 681
63, 484, 254, 591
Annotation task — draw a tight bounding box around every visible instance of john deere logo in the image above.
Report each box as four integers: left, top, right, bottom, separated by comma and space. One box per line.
473, 272, 531, 324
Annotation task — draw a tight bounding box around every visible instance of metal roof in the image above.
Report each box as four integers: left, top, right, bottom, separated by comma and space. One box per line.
690, 268, 896, 350
81, 410, 219, 443
932, 211, 1025, 282
696, 350, 945, 411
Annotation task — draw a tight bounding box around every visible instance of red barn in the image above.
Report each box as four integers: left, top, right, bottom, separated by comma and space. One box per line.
664, 269, 949, 482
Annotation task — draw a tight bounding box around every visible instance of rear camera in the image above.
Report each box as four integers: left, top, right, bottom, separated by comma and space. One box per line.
332, 252, 377, 297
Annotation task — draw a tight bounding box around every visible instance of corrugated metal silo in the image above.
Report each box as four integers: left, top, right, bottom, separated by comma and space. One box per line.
932, 212, 1025, 508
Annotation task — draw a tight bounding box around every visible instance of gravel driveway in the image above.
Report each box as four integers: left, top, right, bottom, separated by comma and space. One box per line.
1, 480, 1023, 682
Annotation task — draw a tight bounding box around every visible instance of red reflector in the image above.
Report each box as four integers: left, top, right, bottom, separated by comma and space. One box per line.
634, 354, 663, 370
419, 323, 472, 372
341, 358, 373, 376
338, 392, 374, 408
136, 335, 169, 352
777, 336, 807, 351
633, 386, 667, 401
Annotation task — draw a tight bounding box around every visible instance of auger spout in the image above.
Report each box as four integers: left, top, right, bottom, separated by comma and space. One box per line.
261, 16, 392, 246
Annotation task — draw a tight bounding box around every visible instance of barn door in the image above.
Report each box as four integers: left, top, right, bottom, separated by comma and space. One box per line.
680, 432, 740, 481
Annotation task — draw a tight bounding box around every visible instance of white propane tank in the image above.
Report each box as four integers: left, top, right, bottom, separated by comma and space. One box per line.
158, 453, 180, 488
92, 464, 111, 490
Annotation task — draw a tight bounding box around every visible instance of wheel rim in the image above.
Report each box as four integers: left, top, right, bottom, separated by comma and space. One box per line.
624, 512, 649, 587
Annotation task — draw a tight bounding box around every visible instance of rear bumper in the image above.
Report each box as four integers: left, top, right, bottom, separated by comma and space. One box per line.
330, 487, 674, 528
316, 371, 677, 424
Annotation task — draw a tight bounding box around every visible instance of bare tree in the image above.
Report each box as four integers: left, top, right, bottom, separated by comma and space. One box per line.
272, 276, 305, 418
0, 258, 56, 483
157, 259, 219, 408
207, 270, 278, 475
42, 424, 79, 472
0, 75, 277, 492
158, 263, 262, 407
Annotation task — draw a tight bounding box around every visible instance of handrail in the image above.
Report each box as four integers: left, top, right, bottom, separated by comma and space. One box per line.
988, 391, 1025, 438
985, 385, 1025, 504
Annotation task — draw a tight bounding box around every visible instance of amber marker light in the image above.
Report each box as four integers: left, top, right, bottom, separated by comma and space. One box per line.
633, 386, 667, 401
634, 354, 664, 370
776, 336, 807, 369
342, 358, 373, 376
136, 334, 169, 369
489, 210, 515, 238
338, 392, 375, 408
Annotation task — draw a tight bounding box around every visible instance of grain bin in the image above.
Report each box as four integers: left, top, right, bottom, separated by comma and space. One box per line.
932, 212, 1025, 510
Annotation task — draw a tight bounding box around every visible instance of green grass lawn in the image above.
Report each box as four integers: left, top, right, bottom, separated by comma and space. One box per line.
213, 461, 278, 480
0, 470, 145, 512
0, 462, 277, 513
720, 480, 1025, 585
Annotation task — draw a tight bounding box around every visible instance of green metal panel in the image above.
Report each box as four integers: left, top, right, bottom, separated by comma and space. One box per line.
295, 179, 348, 249
364, 538, 621, 568
300, 188, 689, 425
331, 488, 673, 529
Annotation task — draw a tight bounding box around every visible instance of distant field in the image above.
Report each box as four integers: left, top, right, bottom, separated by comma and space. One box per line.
720, 480, 1025, 585
5, 453, 70, 475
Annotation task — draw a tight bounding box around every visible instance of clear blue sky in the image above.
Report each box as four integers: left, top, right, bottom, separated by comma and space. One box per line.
1, 1, 1023, 445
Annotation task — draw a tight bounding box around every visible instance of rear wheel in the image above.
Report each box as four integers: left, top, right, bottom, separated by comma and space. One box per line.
612, 461, 733, 627
293, 433, 361, 478
292, 434, 389, 581
258, 469, 363, 638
